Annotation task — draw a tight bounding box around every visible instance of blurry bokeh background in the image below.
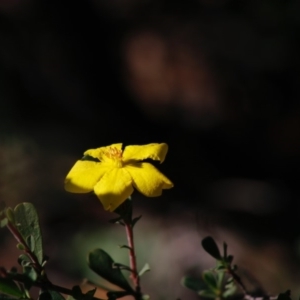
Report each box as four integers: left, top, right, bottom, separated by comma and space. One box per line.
1, 0, 300, 299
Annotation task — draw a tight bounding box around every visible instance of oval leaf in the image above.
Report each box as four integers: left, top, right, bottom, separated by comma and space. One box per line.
88, 249, 133, 293
0, 278, 24, 298
14, 203, 43, 264
181, 276, 206, 292
202, 270, 217, 290
201, 237, 221, 260
138, 263, 150, 277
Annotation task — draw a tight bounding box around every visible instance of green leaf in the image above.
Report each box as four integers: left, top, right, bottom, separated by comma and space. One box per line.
5, 208, 15, 224
14, 203, 43, 264
88, 249, 133, 293
0, 218, 8, 228
16, 244, 26, 251
201, 237, 221, 260
223, 281, 237, 298
181, 276, 205, 292
198, 290, 218, 299
0, 278, 24, 298
0, 293, 20, 300
119, 245, 132, 251
18, 254, 31, 268
277, 290, 292, 300
41, 256, 49, 267
112, 263, 132, 272
138, 263, 150, 277
216, 271, 225, 289
26, 236, 35, 253
202, 270, 217, 290
141, 295, 150, 300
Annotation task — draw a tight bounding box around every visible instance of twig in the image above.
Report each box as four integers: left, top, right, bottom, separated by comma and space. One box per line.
1, 272, 104, 300
124, 221, 141, 299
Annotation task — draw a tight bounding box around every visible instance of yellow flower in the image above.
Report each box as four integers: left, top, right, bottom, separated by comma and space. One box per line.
65, 143, 173, 212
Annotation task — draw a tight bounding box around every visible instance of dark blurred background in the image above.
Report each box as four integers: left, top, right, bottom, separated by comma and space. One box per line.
1, 0, 300, 299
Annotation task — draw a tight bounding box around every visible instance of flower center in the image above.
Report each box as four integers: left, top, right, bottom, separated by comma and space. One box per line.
103, 147, 123, 167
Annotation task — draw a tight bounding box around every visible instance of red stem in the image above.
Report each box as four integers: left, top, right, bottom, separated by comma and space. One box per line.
124, 222, 140, 293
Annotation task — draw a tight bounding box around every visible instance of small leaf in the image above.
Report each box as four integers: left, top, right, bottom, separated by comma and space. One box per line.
181, 276, 205, 292
119, 245, 132, 251
18, 254, 31, 267
23, 266, 38, 282
5, 208, 15, 224
132, 216, 142, 227
277, 290, 292, 300
223, 281, 237, 298
198, 290, 218, 299
9, 269, 17, 275
0, 218, 8, 228
26, 235, 35, 253
14, 203, 43, 264
42, 255, 49, 267
0, 278, 24, 298
18, 254, 32, 266
112, 263, 132, 272
216, 271, 225, 289
202, 270, 217, 290
226, 255, 234, 264
16, 243, 26, 251
88, 249, 133, 292
201, 237, 221, 260
139, 263, 150, 277
141, 295, 150, 300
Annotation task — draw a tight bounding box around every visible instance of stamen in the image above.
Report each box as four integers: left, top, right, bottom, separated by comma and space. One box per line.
104, 147, 123, 160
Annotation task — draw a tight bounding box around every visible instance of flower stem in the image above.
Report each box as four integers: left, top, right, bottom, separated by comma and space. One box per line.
124, 221, 141, 298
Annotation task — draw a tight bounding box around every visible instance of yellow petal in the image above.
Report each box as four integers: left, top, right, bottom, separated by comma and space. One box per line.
65, 160, 109, 193
84, 143, 123, 160
123, 143, 169, 163
125, 162, 173, 197
94, 168, 134, 212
